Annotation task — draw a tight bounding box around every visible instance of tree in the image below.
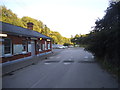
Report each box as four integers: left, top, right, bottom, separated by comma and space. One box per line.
21, 16, 43, 33
81, 1, 120, 67
1, 5, 72, 45
1, 6, 24, 27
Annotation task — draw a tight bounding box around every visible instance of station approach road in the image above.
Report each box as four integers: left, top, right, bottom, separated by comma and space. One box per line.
3, 47, 119, 88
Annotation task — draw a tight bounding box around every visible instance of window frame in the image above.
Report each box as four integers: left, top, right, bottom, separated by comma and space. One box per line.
28, 41, 31, 52
22, 40, 28, 54
47, 42, 51, 50
36, 40, 41, 52
4, 38, 12, 57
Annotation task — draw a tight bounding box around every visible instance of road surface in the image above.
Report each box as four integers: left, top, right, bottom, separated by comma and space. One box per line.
3, 47, 119, 88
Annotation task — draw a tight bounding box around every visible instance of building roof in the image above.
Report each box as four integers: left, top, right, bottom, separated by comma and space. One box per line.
0, 21, 51, 39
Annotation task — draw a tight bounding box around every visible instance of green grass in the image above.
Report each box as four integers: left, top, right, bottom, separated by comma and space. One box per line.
79, 44, 88, 48
95, 57, 120, 82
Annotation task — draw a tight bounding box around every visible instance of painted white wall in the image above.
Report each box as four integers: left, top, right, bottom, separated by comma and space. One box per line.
45, 41, 47, 50
28, 44, 31, 52
31, 41, 35, 56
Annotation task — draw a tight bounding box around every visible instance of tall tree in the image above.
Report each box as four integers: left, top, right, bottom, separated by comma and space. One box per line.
1, 6, 24, 27
1, 5, 71, 45
78, 1, 120, 67
21, 16, 43, 33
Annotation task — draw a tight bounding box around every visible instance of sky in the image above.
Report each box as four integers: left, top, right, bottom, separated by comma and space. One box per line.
1, 0, 109, 38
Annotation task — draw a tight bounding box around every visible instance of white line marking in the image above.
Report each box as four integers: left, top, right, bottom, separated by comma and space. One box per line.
84, 56, 88, 59
84, 59, 89, 61
68, 59, 72, 60
63, 63, 71, 65
44, 63, 51, 64
56, 57, 60, 58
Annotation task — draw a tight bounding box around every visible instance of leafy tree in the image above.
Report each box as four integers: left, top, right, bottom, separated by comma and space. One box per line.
63, 43, 71, 46
76, 1, 120, 68
1, 6, 24, 27
1, 5, 72, 45
21, 16, 43, 33
71, 1, 120, 68
75, 34, 80, 38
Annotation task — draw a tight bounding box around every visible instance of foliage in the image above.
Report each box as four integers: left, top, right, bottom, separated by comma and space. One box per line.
63, 43, 71, 46
21, 16, 43, 33
1, 6, 24, 27
1, 6, 71, 45
71, 1, 120, 78
71, 1, 120, 69
86, 1, 120, 66
71, 34, 87, 45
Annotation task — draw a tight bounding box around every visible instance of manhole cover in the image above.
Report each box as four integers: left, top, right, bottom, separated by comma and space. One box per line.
78, 61, 96, 63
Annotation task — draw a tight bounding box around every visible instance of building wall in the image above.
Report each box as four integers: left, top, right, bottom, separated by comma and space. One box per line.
1, 35, 52, 63
8, 35, 24, 44
2, 53, 31, 63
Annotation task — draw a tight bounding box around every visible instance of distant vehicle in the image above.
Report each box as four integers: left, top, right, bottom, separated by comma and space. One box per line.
52, 44, 68, 49
64, 46, 68, 48
52, 44, 58, 49
58, 46, 66, 49
68, 45, 74, 48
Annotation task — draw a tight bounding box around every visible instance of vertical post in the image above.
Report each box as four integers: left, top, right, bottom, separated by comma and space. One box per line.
31, 41, 35, 56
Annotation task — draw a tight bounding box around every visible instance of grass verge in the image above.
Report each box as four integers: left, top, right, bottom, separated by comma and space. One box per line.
95, 57, 120, 82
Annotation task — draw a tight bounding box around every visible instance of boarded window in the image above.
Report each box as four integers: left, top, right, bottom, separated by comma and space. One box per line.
13, 44, 23, 54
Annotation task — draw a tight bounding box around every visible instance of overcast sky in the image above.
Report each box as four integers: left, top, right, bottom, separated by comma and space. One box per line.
1, 0, 109, 38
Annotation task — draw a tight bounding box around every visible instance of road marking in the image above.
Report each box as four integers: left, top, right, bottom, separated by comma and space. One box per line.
92, 56, 94, 58
49, 57, 54, 58
30, 74, 47, 88
63, 63, 71, 65
68, 58, 72, 60
44, 63, 51, 65
56, 56, 60, 58
84, 56, 88, 59
84, 59, 89, 61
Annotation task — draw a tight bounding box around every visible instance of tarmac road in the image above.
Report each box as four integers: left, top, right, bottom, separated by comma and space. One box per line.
2, 47, 119, 88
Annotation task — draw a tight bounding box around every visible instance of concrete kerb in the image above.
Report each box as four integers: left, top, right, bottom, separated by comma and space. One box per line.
2, 51, 54, 76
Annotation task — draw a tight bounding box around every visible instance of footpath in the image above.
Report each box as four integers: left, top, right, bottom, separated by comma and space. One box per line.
2, 49, 62, 76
